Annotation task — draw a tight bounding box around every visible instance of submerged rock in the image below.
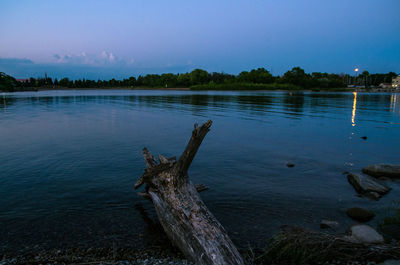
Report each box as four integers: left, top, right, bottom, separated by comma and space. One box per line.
346, 207, 375, 222
320, 219, 339, 229
362, 191, 382, 201
286, 163, 295, 168
345, 224, 384, 244
347, 173, 391, 198
362, 164, 400, 179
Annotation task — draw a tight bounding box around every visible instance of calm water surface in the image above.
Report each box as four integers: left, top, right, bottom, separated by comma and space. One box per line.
1, 90, 399, 253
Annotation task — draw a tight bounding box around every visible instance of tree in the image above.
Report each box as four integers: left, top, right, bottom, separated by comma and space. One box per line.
280, 67, 310, 88
309, 72, 345, 88
237, 68, 274, 84
59, 77, 72, 87
209, 72, 235, 84
127, 76, 136, 87
177, 73, 190, 87
189, 69, 209, 85
136, 75, 144, 86
161, 73, 178, 88
0, 72, 17, 92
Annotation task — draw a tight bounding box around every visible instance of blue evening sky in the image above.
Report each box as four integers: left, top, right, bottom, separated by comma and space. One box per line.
0, 0, 399, 79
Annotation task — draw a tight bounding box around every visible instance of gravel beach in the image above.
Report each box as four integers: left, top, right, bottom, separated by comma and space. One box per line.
0, 247, 194, 265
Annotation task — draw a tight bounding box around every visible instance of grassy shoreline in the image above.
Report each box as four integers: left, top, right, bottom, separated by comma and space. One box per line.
191, 82, 303, 91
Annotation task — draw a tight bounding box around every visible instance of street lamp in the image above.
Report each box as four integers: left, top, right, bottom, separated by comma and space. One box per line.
354, 68, 359, 86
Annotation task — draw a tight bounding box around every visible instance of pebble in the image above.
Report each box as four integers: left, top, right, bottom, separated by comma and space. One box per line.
320, 220, 339, 229
0, 248, 194, 265
0, 258, 193, 265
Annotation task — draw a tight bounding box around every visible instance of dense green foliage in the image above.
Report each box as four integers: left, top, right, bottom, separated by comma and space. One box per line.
0, 72, 18, 92
358, 71, 398, 87
237, 68, 275, 84
3, 67, 398, 92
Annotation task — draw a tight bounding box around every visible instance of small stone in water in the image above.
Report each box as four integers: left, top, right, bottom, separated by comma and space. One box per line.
320, 220, 339, 229
287, 163, 295, 168
347, 207, 375, 222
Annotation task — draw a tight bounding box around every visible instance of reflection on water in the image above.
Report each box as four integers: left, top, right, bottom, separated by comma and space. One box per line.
391, 94, 399, 113
284, 92, 304, 114
2, 93, 7, 110
352, 92, 357, 127
2, 91, 399, 119
0, 90, 399, 253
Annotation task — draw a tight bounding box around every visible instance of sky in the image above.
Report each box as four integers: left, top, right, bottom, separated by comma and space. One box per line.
0, 0, 399, 79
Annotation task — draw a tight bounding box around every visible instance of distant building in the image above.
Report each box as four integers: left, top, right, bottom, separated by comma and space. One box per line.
392, 76, 400, 89
379, 83, 392, 89
16, 79, 29, 83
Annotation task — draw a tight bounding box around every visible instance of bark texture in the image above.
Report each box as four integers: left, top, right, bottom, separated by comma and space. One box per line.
135, 120, 244, 265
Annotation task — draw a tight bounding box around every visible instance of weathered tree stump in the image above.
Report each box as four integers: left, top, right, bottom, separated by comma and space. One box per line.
134, 120, 244, 265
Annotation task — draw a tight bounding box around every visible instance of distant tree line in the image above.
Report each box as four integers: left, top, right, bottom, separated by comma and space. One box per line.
1, 68, 398, 92
349, 71, 398, 87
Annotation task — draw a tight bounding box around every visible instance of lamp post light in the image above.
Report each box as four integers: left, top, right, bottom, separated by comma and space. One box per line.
354, 68, 359, 86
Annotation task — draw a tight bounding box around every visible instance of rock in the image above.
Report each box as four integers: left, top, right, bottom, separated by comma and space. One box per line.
346, 224, 384, 244
347, 173, 391, 197
380, 223, 400, 241
362, 164, 400, 179
286, 163, 295, 168
320, 220, 339, 229
363, 191, 382, 200
346, 207, 375, 222
195, 184, 209, 192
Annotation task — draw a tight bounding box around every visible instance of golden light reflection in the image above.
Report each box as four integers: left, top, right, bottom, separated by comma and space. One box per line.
351, 92, 357, 126
390, 94, 398, 113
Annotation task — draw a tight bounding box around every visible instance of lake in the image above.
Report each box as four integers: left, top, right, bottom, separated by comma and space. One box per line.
1, 90, 399, 254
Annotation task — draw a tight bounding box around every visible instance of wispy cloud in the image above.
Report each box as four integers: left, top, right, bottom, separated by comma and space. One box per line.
0, 58, 34, 65
52, 51, 134, 66
0, 55, 193, 79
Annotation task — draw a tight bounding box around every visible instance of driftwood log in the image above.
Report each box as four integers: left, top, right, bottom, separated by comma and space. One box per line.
134, 120, 244, 265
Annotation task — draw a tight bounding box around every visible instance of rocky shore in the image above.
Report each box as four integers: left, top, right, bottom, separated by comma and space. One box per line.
2, 244, 398, 265
2, 163, 399, 265
0, 247, 194, 265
